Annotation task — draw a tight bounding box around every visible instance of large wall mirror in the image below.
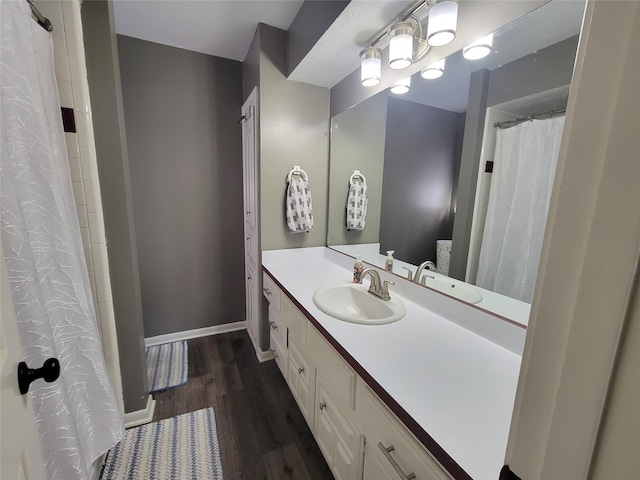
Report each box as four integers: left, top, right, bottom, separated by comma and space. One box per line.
327, 0, 585, 324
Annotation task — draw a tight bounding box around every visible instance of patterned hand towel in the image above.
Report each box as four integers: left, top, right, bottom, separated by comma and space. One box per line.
346, 176, 368, 230
286, 175, 314, 233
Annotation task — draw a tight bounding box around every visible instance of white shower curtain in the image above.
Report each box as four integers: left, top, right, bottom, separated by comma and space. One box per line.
476, 116, 565, 303
1, 2, 123, 479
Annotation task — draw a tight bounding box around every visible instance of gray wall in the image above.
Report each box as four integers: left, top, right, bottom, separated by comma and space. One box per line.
81, 0, 148, 413
380, 98, 464, 265
243, 26, 260, 103
487, 36, 579, 108
327, 93, 387, 246
117, 36, 245, 338
449, 69, 490, 280
257, 24, 330, 251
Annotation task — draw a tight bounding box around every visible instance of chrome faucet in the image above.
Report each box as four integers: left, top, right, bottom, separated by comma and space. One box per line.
403, 261, 436, 284
360, 268, 394, 301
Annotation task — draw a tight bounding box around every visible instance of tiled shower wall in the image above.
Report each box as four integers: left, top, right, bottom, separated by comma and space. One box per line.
34, 0, 124, 413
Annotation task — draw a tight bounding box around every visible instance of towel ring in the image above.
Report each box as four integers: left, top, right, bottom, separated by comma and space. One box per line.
349, 170, 366, 186
287, 166, 308, 182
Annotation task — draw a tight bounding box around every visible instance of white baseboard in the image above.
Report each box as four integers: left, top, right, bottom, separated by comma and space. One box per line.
248, 331, 275, 363
144, 321, 247, 348
124, 394, 156, 428
256, 348, 275, 363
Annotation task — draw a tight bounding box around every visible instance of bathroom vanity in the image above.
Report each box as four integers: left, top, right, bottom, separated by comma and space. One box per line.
262, 247, 525, 480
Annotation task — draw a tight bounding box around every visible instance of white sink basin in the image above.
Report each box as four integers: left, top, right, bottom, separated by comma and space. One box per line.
423, 276, 483, 304
312, 283, 406, 325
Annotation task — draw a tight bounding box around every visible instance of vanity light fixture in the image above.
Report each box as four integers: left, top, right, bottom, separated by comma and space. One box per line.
421, 57, 445, 79
390, 76, 411, 94
360, 47, 382, 86
389, 21, 415, 70
463, 32, 493, 60
426, 0, 458, 47
359, 0, 459, 87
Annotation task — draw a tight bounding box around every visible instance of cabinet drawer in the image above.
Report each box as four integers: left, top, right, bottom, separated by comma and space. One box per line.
308, 326, 356, 410
270, 331, 287, 377
267, 305, 287, 348
358, 382, 451, 480
280, 294, 307, 347
262, 272, 280, 311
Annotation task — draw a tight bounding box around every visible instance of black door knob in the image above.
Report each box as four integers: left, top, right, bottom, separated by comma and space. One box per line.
17, 358, 60, 395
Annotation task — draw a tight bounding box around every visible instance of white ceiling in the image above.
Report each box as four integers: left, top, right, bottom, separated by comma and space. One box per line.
112, 0, 304, 62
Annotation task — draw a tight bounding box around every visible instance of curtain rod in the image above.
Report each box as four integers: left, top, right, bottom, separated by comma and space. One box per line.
26, 0, 53, 31
494, 108, 566, 129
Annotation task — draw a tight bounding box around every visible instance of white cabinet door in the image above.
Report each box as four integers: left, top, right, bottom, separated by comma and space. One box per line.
315, 375, 364, 480
245, 263, 259, 346
287, 338, 315, 425
242, 88, 260, 353
242, 89, 258, 244
1, 250, 46, 479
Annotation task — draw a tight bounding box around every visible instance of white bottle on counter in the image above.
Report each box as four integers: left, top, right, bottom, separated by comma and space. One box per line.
353, 256, 363, 283
385, 250, 394, 272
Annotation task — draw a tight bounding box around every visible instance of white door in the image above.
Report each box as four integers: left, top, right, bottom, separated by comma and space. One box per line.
241, 88, 261, 352
1, 247, 47, 479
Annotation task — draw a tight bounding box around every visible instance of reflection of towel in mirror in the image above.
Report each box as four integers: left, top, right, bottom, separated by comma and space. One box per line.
346, 177, 368, 230
286, 176, 314, 233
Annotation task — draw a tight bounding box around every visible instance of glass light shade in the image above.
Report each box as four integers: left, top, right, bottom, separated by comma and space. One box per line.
463, 33, 493, 60
390, 76, 411, 95
421, 58, 445, 79
427, 0, 458, 47
360, 48, 382, 86
389, 22, 414, 70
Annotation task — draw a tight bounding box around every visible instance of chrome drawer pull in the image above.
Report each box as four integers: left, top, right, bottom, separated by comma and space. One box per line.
269, 321, 278, 330
378, 442, 416, 480
318, 402, 326, 410
298, 367, 304, 374
263, 288, 272, 296
271, 349, 278, 360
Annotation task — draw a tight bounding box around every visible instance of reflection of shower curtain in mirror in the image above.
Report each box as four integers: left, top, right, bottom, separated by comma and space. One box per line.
476, 116, 565, 303
1, 2, 123, 479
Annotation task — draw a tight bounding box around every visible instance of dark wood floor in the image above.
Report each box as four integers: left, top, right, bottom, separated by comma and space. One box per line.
150, 330, 334, 480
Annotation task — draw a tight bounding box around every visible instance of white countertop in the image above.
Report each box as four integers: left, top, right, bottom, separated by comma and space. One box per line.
262, 247, 523, 480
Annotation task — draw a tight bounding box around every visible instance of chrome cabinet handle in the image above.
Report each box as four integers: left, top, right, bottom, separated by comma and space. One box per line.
378, 443, 416, 480
263, 288, 272, 296
269, 321, 278, 330
318, 402, 326, 410
298, 367, 304, 374
271, 349, 278, 360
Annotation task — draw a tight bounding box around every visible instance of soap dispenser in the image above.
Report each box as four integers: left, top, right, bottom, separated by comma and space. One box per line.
353, 256, 363, 283
385, 250, 395, 272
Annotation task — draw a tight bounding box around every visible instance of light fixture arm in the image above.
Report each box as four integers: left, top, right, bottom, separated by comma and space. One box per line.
409, 14, 432, 62
363, 0, 430, 49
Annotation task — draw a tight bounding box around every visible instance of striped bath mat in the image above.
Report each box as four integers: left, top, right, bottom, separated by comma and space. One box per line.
100, 408, 224, 479
146, 341, 188, 392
